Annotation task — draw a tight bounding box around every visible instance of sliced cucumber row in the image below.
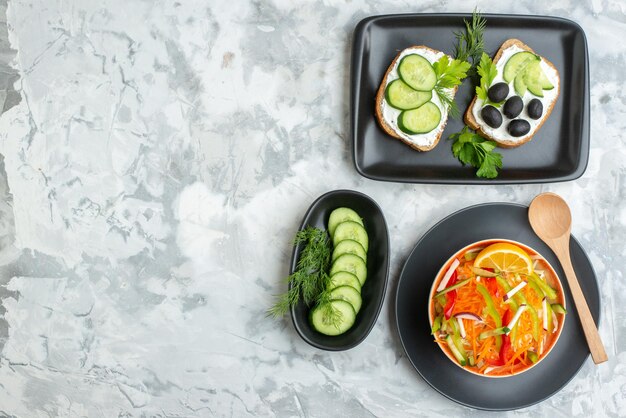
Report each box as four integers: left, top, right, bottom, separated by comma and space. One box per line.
384, 53, 442, 134
503, 51, 554, 98
310, 207, 370, 336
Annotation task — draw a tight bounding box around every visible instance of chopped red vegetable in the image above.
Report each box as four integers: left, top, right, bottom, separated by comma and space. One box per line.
443, 271, 458, 319
444, 290, 456, 319
499, 310, 515, 364
485, 277, 499, 298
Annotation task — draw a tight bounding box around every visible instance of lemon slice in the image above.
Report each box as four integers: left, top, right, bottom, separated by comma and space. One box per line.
473, 242, 533, 275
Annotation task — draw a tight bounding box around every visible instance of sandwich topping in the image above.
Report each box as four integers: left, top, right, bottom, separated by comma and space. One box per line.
380, 47, 449, 148
471, 44, 559, 144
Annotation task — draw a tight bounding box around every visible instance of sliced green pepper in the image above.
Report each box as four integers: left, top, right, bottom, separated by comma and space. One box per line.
527, 278, 545, 300
514, 292, 539, 342
478, 326, 510, 340
476, 283, 502, 350
464, 251, 479, 261
441, 316, 449, 334
546, 301, 554, 333
431, 315, 442, 335
509, 277, 540, 343
471, 266, 499, 277
527, 272, 557, 300
527, 350, 539, 363
495, 275, 519, 311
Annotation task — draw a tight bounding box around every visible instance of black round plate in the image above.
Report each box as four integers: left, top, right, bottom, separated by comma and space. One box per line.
290, 189, 390, 351
395, 203, 600, 410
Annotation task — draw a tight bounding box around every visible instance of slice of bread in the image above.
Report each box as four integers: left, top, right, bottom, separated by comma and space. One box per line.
464, 39, 560, 148
375, 46, 457, 152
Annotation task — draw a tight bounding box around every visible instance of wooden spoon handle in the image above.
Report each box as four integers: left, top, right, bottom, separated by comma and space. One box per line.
552, 239, 608, 364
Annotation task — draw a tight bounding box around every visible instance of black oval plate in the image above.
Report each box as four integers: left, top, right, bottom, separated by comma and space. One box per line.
395, 203, 600, 410
290, 190, 390, 351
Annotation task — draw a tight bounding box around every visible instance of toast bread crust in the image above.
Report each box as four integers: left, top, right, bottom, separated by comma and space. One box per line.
374, 46, 456, 152
464, 38, 560, 148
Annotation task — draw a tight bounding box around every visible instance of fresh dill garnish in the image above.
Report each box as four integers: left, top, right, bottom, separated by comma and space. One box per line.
453, 10, 486, 82
432, 55, 471, 118
268, 226, 334, 318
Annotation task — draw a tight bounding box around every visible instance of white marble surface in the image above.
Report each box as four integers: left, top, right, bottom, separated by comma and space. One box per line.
0, 0, 624, 416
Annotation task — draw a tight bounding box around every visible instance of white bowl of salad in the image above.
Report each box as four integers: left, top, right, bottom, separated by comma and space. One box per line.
428, 238, 567, 377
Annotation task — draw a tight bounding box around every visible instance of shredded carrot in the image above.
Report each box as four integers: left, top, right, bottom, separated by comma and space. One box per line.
430, 245, 567, 376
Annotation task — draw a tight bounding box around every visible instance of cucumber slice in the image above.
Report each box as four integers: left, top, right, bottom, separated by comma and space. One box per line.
328, 271, 362, 293
398, 54, 437, 91
310, 300, 356, 336
330, 253, 367, 285
524, 60, 554, 90
540, 72, 554, 90
331, 239, 367, 264
523, 61, 544, 97
328, 208, 363, 238
514, 75, 527, 97
329, 285, 362, 313
503, 51, 538, 83
445, 335, 467, 366
332, 221, 368, 252
386, 79, 432, 110
399, 102, 441, 134
523, 60, 554, 97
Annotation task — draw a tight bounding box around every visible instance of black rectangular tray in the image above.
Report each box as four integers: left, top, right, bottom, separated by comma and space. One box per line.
351, 13, 589, 184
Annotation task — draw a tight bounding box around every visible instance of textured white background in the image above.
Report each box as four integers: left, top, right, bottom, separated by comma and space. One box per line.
0, 0, 624, 416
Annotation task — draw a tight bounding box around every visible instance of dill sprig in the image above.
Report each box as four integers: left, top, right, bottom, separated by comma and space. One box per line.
435, 85, 459, 119
268, 227, 332, 318
453, 10, 486, 82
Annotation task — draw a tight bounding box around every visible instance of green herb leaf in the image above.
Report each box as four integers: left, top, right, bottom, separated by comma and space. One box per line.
432, 56, 471, 118
268, 226, 332, 318
476, 52, 498, 104
476, 150, 503, 179
448, 126, 503, 179
433, 56, 472, 89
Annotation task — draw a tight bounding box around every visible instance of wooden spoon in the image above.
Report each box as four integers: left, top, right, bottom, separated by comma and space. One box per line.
528, 192, 608, 364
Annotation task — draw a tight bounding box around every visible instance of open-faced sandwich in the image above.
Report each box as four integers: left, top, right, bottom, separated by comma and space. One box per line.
375, 46, 469, 151
464, 39, 560, 148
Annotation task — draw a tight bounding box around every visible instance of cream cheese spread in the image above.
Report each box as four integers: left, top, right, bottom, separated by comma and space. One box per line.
380, 47, 453, 149
471, 45, 560, 144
